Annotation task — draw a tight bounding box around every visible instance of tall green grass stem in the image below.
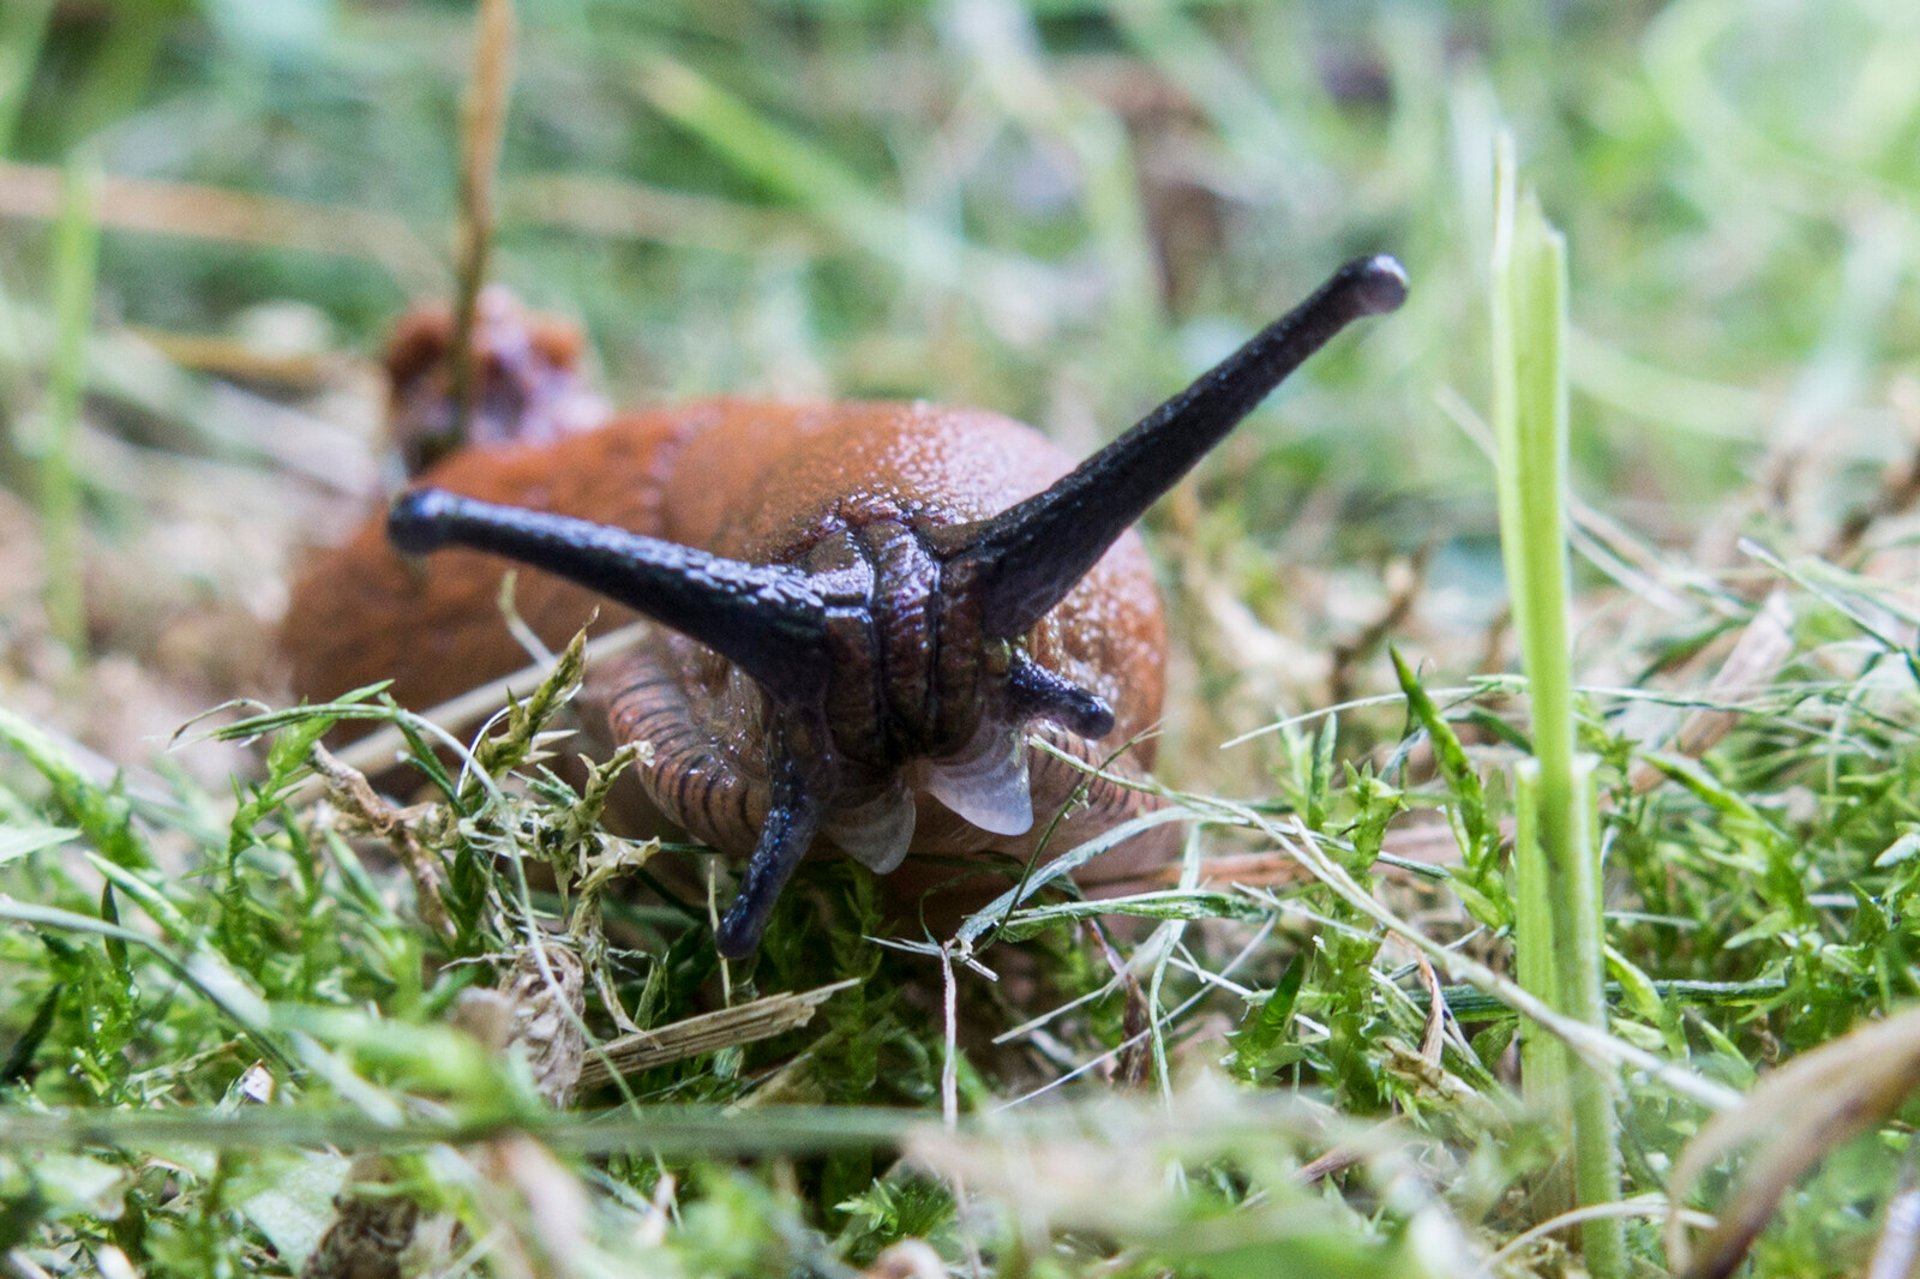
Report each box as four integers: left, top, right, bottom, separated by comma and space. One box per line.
1512, 765, 1567, 1104
1491, 132, 1623, 1274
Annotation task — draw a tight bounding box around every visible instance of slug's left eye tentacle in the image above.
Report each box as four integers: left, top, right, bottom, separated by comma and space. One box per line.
714, 714, 830, 959
388, 488, 833, 704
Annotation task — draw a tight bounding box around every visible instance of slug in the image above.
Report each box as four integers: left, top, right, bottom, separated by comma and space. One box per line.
383, 285, 608, 476
283, 255, 1407, 957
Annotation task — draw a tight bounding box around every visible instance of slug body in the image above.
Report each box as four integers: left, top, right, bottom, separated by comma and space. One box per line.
285, 256, 1407, 956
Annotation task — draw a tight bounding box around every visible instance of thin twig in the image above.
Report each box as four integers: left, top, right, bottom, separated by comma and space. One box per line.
940, 943, 960, 1131
1483, 1197, 1716, 1275
574, 981, 855, 1090
448, 0, 516, 442
308, 744, 455, 940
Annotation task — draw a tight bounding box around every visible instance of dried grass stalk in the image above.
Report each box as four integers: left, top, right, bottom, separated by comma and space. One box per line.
576, 979, 856, 1090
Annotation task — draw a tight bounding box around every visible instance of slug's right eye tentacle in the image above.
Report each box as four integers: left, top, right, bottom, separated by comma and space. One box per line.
944, 254, 1408, 640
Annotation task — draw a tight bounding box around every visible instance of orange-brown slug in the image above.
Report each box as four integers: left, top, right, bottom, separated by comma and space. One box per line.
382, 285, 608, 476
284, 255, 1407, 957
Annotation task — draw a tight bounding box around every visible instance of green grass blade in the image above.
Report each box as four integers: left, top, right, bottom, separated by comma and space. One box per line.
1491, 131, 1624, 1274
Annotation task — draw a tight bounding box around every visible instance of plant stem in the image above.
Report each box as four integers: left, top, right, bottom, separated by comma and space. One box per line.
1491, 131, 1624, 1274
449, 0, 515, 443
1512, 764, 1566, 1107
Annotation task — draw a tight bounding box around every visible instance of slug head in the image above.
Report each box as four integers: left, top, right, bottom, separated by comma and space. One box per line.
385, 286, 607, 475
386, 254, 1407, 957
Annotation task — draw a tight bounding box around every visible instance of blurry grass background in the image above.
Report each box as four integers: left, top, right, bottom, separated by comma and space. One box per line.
4, 0, 1915, 767
0, 1, 1918, 1276
0, 0, 1905, 775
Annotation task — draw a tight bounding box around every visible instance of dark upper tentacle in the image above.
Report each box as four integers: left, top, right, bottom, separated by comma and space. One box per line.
388, 487, 833, 704
941, 254, 1408, 639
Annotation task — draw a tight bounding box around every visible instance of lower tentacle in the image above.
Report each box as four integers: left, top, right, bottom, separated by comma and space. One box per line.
713, 713, 831, 958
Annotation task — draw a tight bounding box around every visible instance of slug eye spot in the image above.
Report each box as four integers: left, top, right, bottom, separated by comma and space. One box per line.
1349, 254, 1410, 315
388, 488, 463, 554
